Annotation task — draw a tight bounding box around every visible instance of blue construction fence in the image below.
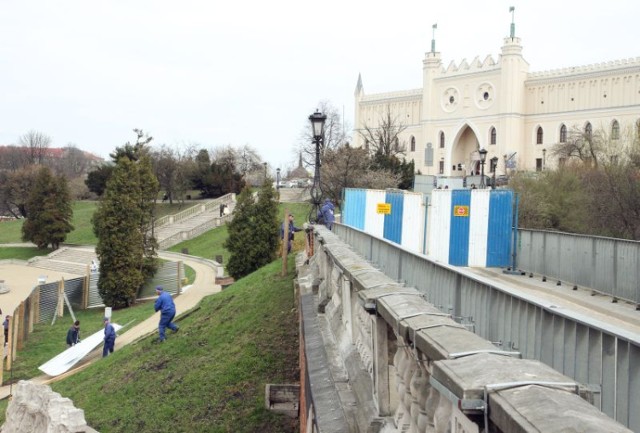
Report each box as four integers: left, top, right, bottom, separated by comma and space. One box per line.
342, 188, 515, 267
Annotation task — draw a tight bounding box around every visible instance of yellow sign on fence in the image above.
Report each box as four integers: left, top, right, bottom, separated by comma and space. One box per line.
453, 205, 469, 217
377, 203, 391, 214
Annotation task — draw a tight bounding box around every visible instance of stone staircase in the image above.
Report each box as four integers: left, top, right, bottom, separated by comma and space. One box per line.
27, 247, 96, 276
278, 187, 310, 203
26, 193, 237, 273
154, 194, 236, 250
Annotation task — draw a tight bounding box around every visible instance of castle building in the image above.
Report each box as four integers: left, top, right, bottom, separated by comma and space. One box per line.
353, 21, 640, 176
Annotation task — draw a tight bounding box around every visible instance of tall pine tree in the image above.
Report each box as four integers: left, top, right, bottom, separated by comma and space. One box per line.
22, 166, 74, 249
93, 132, 159, 308
224, 180, 279, 279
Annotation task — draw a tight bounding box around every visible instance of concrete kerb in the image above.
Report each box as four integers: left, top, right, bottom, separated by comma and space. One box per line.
0, 249, 222, 400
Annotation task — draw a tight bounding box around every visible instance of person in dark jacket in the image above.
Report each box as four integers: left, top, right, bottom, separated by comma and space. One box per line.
320, 199, 335, 230
154, 286, 179, 342
103, 317, 116, 357
66, 320, 80, 347
3, 315, 9, 347
280, 215, 301, 253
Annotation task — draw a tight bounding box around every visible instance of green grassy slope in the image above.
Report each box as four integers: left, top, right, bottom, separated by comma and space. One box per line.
51, 258, 299, 433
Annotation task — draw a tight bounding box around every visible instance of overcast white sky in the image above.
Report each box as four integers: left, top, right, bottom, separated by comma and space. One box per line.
1, 1, 638, 172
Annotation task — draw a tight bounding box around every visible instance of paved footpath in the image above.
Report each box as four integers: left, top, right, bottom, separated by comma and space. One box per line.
0, 250, 221, 398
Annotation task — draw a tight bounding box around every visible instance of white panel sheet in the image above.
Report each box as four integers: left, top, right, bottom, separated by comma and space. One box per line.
401, 192, 426, 253
364, 190, 386, 239
428, 190, 451, 263
39, 323, 123, 376
468, 190, 490, 267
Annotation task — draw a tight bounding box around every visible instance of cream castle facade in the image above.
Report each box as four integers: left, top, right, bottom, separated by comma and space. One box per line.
353, 31, 640, 176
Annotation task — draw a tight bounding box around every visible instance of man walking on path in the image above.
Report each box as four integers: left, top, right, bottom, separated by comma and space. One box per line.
103, 317, 116, 357
154, 286, 179, 342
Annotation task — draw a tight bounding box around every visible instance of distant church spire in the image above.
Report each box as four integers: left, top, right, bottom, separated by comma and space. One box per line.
509, 6, 515, 38
354, 73, 363, 96
431, 23, 437, 53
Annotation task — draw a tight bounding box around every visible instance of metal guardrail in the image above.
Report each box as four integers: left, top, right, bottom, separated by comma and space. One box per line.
518, 229, 640, 305
332, 223, 640, 431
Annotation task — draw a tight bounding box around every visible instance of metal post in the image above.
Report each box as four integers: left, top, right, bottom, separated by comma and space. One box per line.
479, 159, 486, 189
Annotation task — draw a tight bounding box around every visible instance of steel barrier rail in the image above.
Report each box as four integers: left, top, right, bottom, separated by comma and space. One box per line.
333, 223, 640, 431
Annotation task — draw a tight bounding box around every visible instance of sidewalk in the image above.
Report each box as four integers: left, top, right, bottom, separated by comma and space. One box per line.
0, 252, 221, 398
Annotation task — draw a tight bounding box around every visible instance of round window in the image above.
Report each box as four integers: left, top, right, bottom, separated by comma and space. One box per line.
483, 92, 489, 101
449, 95, 455, 104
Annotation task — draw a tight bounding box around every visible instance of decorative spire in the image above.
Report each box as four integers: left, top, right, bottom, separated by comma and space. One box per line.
509, 6, 515, 38
354, 73, 363, 96
431, 23, 438, 53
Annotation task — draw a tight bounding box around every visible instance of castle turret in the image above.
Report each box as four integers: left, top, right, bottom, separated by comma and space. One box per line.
498, 8, 528, 174
422, 24, 442, 123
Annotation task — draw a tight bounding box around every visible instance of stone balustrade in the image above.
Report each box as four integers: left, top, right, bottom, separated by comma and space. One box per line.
298, 226, 632, 433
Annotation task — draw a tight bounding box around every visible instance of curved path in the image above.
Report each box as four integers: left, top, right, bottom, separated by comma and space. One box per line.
0, 247, 221, 397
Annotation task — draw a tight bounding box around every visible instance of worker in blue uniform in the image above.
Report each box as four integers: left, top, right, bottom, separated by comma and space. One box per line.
154, 286, 179, 342
103, 317, 116, 357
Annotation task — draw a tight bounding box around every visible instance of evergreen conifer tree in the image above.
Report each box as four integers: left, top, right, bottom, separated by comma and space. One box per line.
224, 187, 257, 279
224, 181, 279, 280
21, 166, 74, 249
93, 131, 159, 308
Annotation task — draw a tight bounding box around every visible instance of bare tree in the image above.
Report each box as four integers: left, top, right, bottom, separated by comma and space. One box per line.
550, 127, 604, 169
51, 144, 92, 178
358, 105, 407, 158
320, 144, 399, 209
18, 130, 52, 165
298, 100, 350, 169
0, 145, 30, 171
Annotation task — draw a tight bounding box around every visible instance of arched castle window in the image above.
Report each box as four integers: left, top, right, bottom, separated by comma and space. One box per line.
585, 122, 592, 138
559, 124, 567, 143
611, 120, 620, 140
410, 136, 416, 152
536, 127, 544, 145
439, 131, 445, 148
490, 127, 496, 145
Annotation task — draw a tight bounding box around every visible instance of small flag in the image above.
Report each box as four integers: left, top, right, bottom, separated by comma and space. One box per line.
432, 23, 437, 29
509, 6, 515, 12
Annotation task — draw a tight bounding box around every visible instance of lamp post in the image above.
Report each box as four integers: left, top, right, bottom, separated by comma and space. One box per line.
276, 168, 281, 191
478, 148, 488, 189
542, 148, 546, 171
263, 162, 268, 180
309, 110, 327, 223
490, 156, 498, 189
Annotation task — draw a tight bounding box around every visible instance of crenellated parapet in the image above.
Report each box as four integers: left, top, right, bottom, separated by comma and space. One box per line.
441, 54, 499, 77
528, 57, 640, 82
360, 88, 422, 104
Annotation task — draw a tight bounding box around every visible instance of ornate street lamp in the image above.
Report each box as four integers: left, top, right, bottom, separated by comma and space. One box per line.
309, 110, 327, 223
490, 156, 498, 189
478, 148, 488, 189
276, 168, 281, 191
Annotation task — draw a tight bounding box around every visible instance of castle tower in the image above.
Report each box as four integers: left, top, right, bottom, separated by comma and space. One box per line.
421, 24, 442, 124
498, 8, 529, 174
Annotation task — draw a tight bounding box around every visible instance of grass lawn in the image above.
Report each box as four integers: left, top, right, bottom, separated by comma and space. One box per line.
168, 202, 312, 267
7, 301, 156, 383
50, 257, 299, 433
0, 247, 52, 261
